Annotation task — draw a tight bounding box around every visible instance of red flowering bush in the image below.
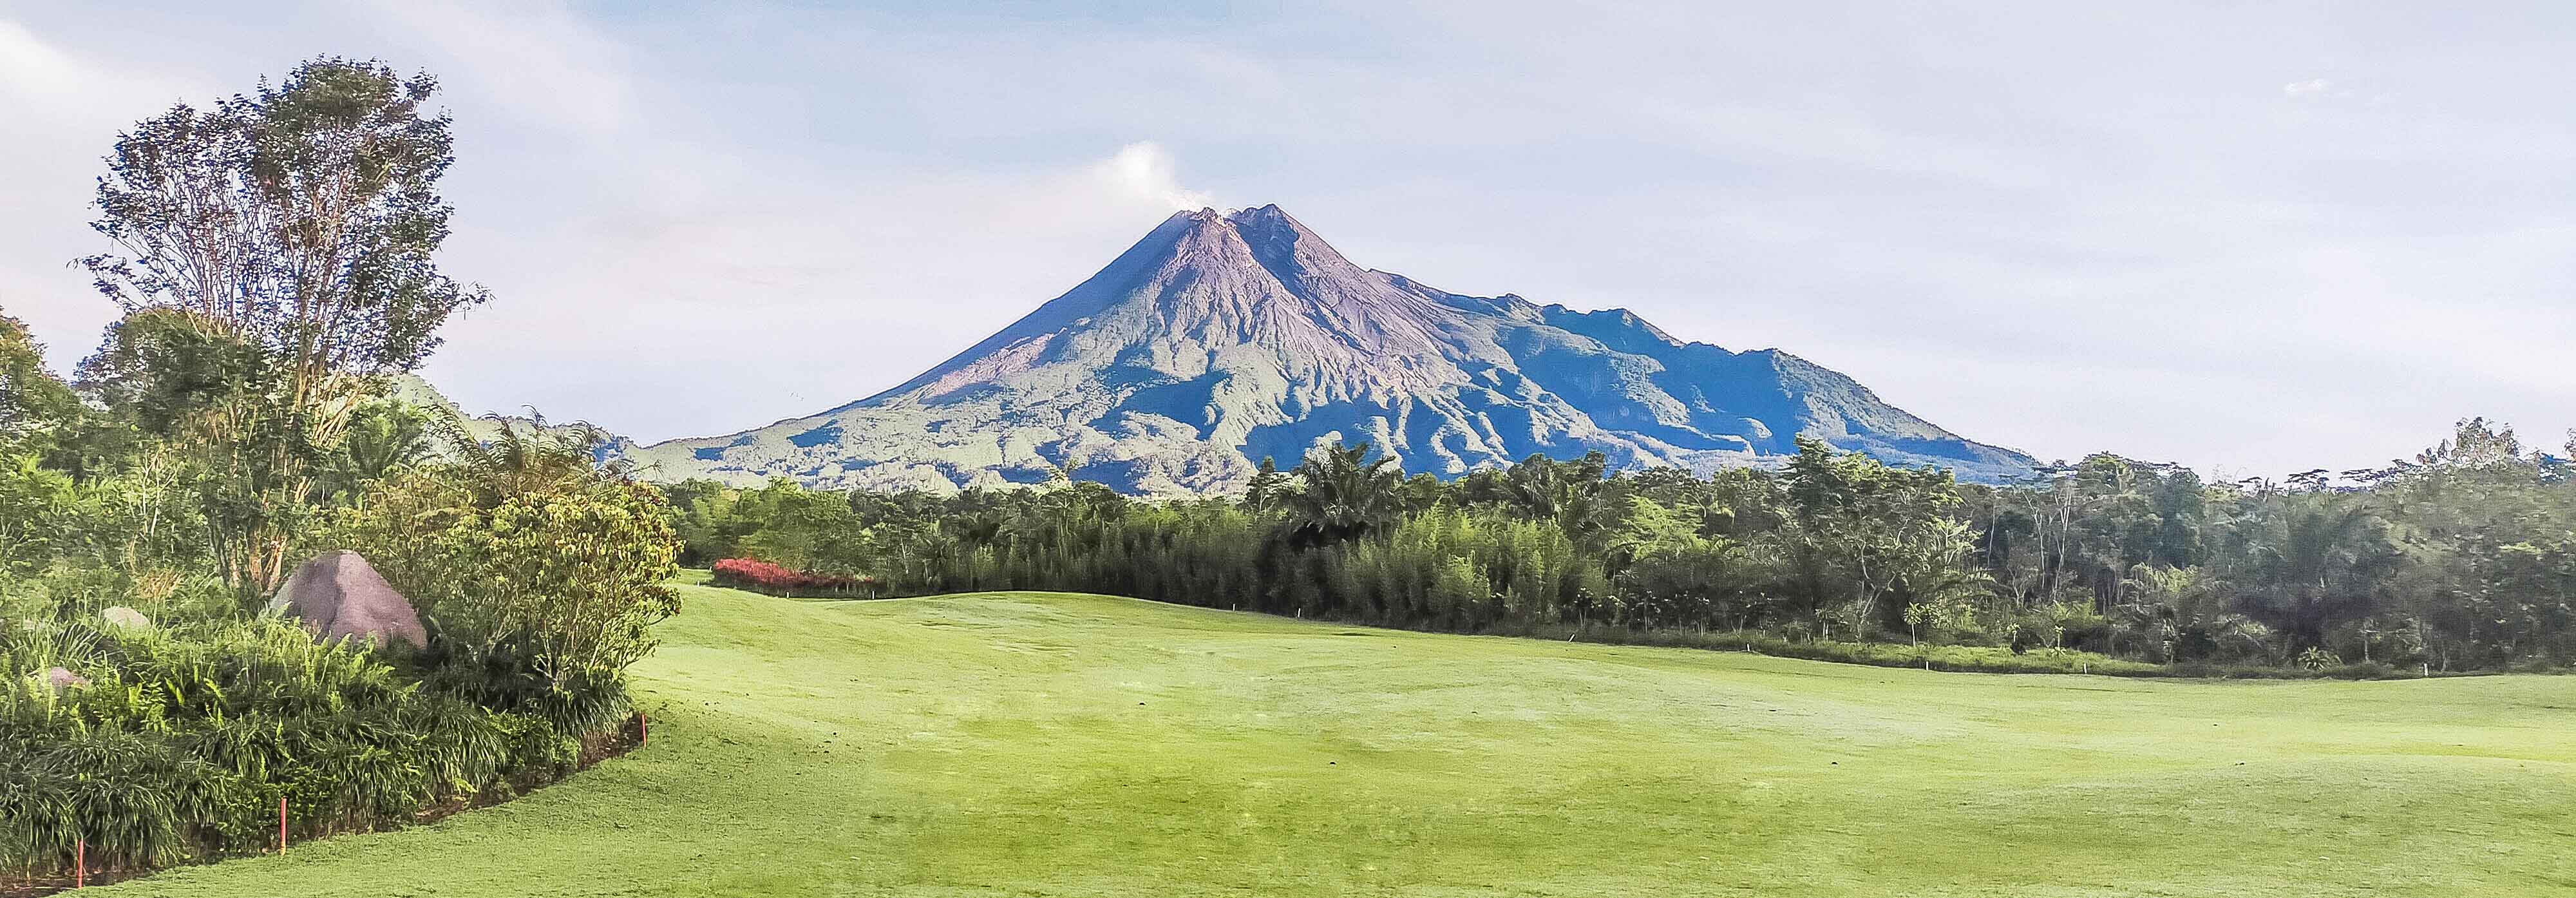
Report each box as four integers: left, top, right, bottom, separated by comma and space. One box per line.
710, 558, 880, 596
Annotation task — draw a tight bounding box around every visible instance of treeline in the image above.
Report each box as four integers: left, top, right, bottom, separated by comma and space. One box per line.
670, 423, 2576, 676
1, 59, 678, 883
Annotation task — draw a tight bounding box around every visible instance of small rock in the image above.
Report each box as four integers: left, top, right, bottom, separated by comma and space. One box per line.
100, 606, 152, 630
40, 667, 90, 691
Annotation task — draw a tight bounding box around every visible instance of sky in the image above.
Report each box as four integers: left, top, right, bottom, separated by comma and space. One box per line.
3, 1, 2570, 478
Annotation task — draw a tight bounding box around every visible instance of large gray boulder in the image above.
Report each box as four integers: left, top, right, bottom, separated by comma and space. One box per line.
264, 550, 428, 649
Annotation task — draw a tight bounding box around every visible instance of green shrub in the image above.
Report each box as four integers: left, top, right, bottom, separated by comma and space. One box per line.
331, 423, 680, 735
0, 616, 563, 874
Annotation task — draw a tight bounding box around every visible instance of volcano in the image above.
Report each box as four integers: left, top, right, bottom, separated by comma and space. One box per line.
616, 205, 2034, 493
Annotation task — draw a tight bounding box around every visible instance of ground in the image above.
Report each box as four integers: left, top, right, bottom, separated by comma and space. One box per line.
99, 577, 2576, 897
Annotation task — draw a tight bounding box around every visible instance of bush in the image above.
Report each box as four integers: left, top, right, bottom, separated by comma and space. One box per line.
1495, 622, 2168, 676
710, 557, 882, 597
0, 616, 565, 875
1, 418, 686, 882
331, 426, 683, 735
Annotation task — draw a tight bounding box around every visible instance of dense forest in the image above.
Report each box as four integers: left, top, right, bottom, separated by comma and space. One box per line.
672, 425, 2575, 676
1, 59, 679, 884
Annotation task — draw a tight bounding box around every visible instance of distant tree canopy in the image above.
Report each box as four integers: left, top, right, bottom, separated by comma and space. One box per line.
674, 419, 2576, 674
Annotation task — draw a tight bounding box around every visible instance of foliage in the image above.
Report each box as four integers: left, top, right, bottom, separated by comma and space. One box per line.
0, 615, 567, 875
676, 422, 2576, 674
0, 55, 681, 885
332, 421, 681, 734
76, 57, 488, 592
710, 557, 880, 596
1965, 417, 2576, 670
312, 397, 437, 504
1280, 441, 1405, 546
0, 313, 83, 463
0, 401, 673, 882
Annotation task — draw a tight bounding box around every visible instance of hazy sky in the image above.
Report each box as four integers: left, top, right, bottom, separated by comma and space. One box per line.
4, 2, 2570, 477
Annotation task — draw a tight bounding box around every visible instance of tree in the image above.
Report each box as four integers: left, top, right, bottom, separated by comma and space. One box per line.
2122, 564, 2272, 662
2248, 498, 2394, 653
1783, 437, 1978, 640
1488, 452, 1607, 521
2377, 417, 2576, 667
1242, 455, 1287, 511
0, 312, 82, 454
79, 57, 488, 591
313, 397, 435, 504
1611, 493, 1766, 629
1282, 441, 1403, 546
732, 478, 870, 575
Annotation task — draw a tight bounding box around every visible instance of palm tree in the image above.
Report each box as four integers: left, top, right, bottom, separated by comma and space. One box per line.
1242, 456, 1288, 511
313, 399, 435, 503
2257, 501, 2389, 653
1282, 441, 1402, 546
439, 408, 621, 504
2126, 563, 2275, 663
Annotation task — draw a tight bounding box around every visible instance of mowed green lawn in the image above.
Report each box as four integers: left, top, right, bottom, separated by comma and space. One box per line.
105, 578, 2575, 897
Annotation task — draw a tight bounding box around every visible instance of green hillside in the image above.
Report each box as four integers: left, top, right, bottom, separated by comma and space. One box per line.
101, 578, 2575, 897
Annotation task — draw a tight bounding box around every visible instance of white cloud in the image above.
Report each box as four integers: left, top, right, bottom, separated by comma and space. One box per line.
0, 20, 82, 97
1092, 142, 1213, 211
2283, 77, 2333, 99
0, 17, 205, 120
355, 0, 639, 137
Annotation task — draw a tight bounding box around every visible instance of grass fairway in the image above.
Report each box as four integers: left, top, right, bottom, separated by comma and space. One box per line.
102, 580, 2575, 897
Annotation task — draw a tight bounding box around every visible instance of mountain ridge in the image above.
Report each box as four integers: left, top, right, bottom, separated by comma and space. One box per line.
611, 205, 2036, 492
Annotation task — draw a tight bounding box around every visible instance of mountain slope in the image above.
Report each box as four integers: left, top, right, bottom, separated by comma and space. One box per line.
618, 205, 2034, 492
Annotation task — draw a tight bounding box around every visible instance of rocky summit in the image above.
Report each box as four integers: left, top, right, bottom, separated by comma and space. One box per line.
614, 205, 2036, 493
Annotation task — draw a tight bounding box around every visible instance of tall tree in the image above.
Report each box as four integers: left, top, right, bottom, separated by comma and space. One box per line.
1242, 455, 1287, 511
1783, 437, 1978, 638
1283, 441, 1403, 546
79, 57, 488, 591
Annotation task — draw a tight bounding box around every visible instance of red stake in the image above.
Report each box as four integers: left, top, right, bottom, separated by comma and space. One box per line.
279, 796, 288, 854
639, 711, 649, 747
74, 838, 83, 889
